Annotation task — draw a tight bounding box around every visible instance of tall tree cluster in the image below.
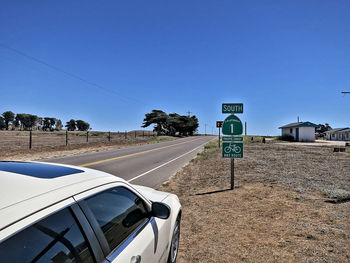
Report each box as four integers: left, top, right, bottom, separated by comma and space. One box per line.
142, 110, 199, 136
65, 119, 90, 131
0, 111, 90, 131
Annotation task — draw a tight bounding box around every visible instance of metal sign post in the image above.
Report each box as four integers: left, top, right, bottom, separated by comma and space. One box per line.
222, 103, 244, 190
216, 121, 223, 148
231, 158, 234, 190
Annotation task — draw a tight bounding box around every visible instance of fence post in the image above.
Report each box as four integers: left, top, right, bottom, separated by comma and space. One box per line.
29, 130, 32, 149
125, 130, 127, 139
66, 130, 68, 146
108, 131, 111, 142
86, 131, 89, 142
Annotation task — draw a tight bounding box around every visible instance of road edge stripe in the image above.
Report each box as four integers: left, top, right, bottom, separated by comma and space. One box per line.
127, 137, 217, 183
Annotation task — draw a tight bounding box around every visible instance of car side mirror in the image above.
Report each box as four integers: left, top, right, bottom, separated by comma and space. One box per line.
152, 202, 170, 219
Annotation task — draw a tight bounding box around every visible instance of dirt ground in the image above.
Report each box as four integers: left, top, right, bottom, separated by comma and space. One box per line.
160, 140, 350, 263
277, 139, 347, 147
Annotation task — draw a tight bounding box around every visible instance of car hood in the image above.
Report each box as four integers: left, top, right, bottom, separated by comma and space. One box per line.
132, 185, 170, 202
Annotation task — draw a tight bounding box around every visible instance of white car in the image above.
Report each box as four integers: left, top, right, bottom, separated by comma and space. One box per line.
0, 161, 181, 263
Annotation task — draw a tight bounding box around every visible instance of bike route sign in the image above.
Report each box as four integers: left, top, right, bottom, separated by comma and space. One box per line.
222, 142, 243, 158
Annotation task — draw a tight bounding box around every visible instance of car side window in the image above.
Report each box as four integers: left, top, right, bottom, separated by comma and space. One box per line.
84, 187, 149, 252
0, 207, 95, 263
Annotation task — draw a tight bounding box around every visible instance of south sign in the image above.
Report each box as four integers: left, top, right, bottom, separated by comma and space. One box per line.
222, 103, 243, 114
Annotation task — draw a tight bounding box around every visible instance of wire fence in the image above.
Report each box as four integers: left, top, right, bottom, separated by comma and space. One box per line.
0, 130, 157, 154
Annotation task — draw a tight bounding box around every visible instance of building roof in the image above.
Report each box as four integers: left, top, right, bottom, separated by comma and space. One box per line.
279, 121, 318, 129
325, 128, 350, 133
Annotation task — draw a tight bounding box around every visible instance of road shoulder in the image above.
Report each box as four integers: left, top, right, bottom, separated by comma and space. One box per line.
160, 140, 350, 263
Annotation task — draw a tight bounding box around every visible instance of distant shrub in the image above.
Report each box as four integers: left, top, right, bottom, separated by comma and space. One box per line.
324, 188, 350, 201
278, 134, 295, 142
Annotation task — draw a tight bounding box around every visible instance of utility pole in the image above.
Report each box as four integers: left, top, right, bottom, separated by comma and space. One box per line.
205, 124, 207, 136
187, 110, 192, 117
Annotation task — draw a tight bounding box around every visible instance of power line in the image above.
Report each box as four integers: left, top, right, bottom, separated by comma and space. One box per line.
0, 43, 142, 104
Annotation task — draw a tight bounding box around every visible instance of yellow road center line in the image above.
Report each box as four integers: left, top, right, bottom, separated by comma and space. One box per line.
80, 138, 202, 167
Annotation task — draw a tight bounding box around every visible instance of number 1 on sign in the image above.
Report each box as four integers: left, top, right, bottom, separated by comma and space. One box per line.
230, 124, 234, 133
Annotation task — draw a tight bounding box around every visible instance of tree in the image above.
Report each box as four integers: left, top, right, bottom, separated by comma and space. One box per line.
187, 115, 199, 135
36, 117, 43, 130
43, 117, 56, 131
316, 123, 332, 138
167, 113, 181, 136
20, 114, 39, 130
76, 120, 90, 131
55, 119, 63, 131
2, 111, 15, 130
14, 114, 25, 130
0, 117, 6, 130
14, 113, 37, 130
142, 110, 169, 135
142, 110, 199, 136
65, 119, 76, 131
13, 115, 20, 129
166, 114, 199, 136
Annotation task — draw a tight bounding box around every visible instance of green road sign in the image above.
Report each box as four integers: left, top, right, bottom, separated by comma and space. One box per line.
222, 142, 243, 158
222, 103, 243, 114
222, 114, 243, 135
222, 136, 243, 142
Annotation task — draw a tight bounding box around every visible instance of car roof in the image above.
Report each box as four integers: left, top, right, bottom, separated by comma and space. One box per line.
0, 161, 125, 230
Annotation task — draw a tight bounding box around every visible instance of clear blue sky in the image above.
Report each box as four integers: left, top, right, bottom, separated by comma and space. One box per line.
1, 0, 349, 135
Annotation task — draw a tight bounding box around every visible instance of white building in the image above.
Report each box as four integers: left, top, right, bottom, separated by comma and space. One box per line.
325, 128, 350, 141
279, 121, 317, 142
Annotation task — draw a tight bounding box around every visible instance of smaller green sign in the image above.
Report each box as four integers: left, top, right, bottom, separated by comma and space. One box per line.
222, 142, 243, 158
222, 103, 243, 114
222, 136, 243, 142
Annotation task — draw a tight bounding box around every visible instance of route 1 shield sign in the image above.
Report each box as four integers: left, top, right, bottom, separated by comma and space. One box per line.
222, 114, 243, 135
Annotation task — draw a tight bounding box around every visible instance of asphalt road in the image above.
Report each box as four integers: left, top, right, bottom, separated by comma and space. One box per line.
45, 136, 216, 188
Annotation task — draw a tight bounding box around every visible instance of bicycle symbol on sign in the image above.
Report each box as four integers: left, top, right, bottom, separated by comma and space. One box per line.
224, 143, 242, 154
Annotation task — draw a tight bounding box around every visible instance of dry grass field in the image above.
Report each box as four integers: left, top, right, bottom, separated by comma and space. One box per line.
160, 139, 350, 263
0, 130, 173, 160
